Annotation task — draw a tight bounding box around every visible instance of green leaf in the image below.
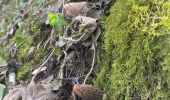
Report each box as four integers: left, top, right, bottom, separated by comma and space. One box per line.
0, 28, 5, 33
0, 84, 6, 100
48, 13, 68, 32
36, 0, 45, 6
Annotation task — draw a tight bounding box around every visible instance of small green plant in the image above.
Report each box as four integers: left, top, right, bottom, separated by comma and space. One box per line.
48, 13, 68, 33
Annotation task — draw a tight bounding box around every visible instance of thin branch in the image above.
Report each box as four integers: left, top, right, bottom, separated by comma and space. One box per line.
62, 0, 65, 15
31, 48, 55, 83
58, 50, 67, 79
36, 40, 42, 50
63, 32, 86, 43
83, 45, 96, 84
44, 29, 54, 49
57, 75, 87, 80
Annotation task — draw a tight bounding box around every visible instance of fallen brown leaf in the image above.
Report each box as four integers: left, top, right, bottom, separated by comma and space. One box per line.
63, 2, 87, 18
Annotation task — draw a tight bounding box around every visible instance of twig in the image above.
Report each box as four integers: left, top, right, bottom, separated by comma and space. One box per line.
57, 75, 87, 80
44, 29, 54, 49
63, 32, 86, 43
58, 50, 67, 79
40, 49, 55, 67
62, 0, 65, 15
36, 40, 42, 50
31, 48, 55, 83
83, 45, 96, 84
33, 0, 57, 15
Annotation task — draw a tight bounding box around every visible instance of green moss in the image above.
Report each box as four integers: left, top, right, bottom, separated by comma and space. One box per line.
15, 17, 44, 61
15, 19, 48, 80
16, 48, 49, 81
18, 44, 30, 62
0, 47, 8, 65
96, 0, 170, 99
17, 62, 32, 80
15, 16, 50, 81
33, 49, 48, 64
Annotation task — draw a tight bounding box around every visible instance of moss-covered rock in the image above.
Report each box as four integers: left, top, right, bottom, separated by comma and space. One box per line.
95, 0, 170, 99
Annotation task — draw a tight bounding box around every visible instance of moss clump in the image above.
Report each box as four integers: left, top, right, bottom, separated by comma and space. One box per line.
15, 18, 48, 81
17, 48, 48, 81
17, 62, 32, 80
33, 49, 48, 64
95, 0, 170, 99
17, 44, 30, 62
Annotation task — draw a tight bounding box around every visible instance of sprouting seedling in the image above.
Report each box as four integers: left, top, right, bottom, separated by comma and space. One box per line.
48, 13, 68, 33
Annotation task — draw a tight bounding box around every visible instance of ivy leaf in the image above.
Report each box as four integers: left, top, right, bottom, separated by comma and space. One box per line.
0, 84, 6, 100
48, 13, 68, 32
36, 0, 45, 6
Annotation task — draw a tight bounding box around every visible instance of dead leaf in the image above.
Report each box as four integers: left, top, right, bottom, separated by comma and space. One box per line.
27, 47, 36, 57
56, 36, 66, 47
74, 15, 97, 33
63, 2, 87, 18
66, 51, 76, 62
3, 80, 57, 100
50, 0, 63, 12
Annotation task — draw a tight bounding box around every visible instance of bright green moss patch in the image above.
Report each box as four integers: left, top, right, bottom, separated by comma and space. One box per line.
17, 49, 48, 81
17, 62, 32, 80
96, 0, 170, 99
15, 18, 48, 81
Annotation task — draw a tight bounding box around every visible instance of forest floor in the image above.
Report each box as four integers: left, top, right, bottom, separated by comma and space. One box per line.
0, 0, 114, 100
